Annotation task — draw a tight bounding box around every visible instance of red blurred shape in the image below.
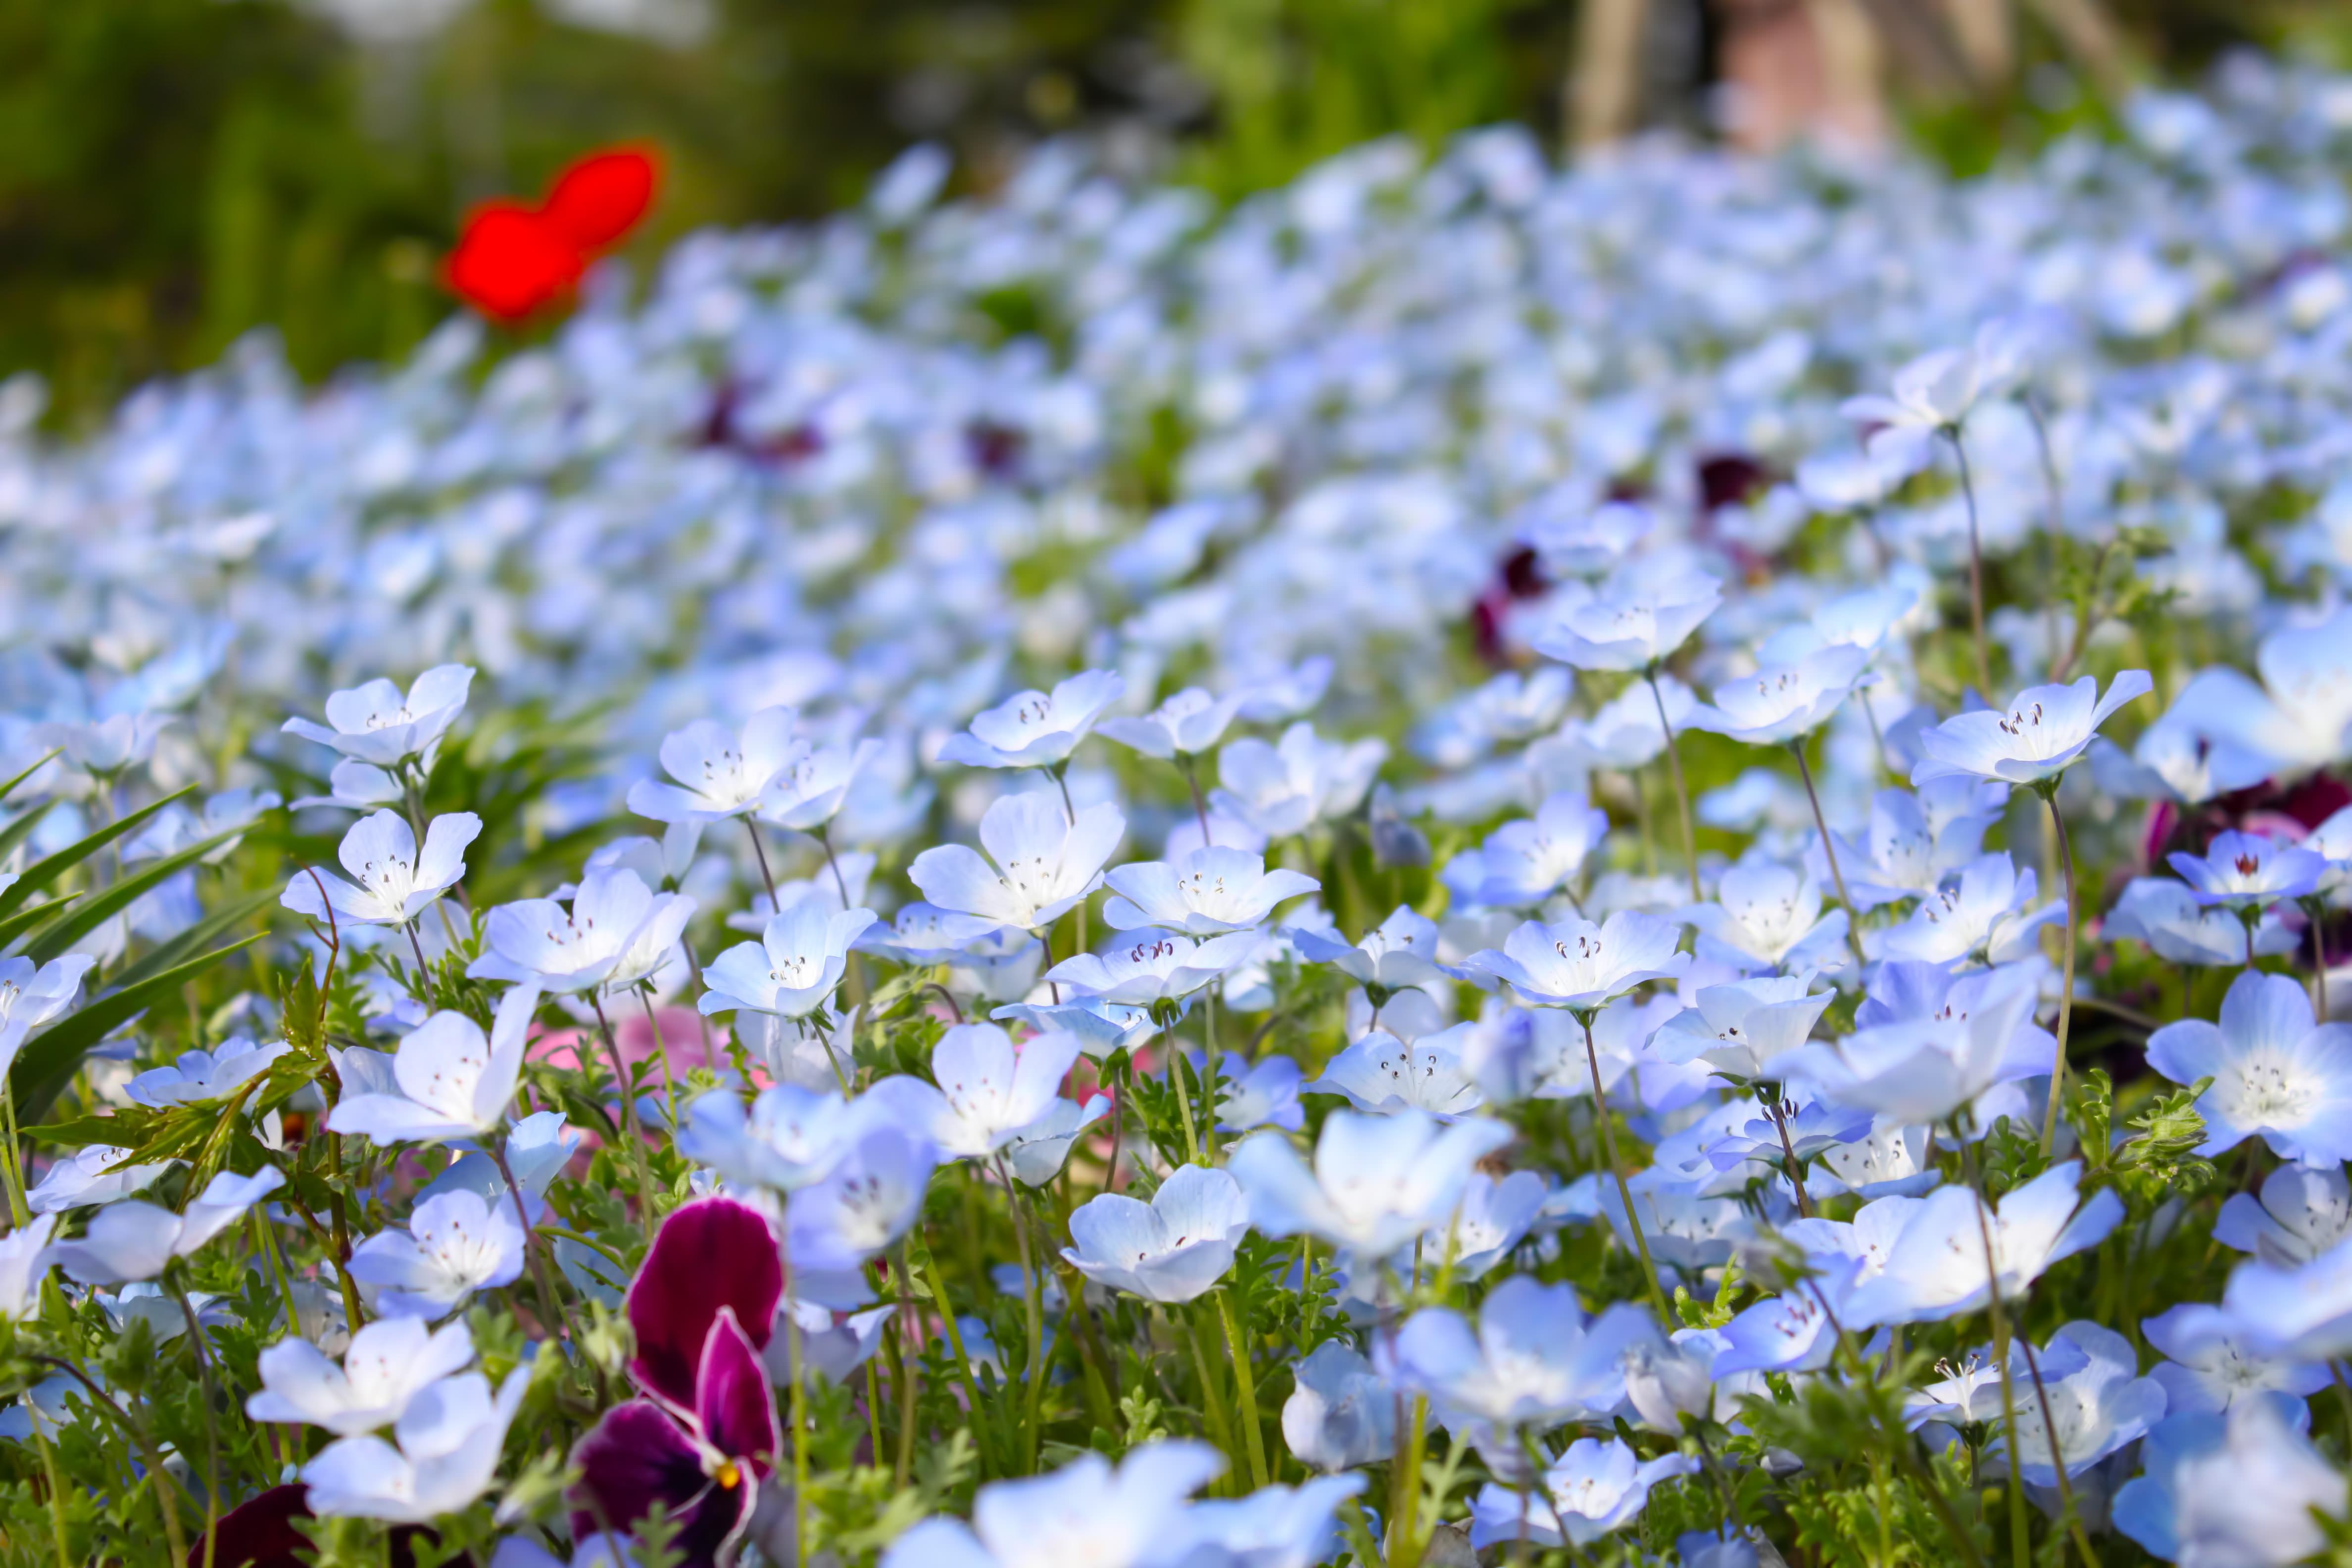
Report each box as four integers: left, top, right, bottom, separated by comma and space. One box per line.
543, 148, 660, 250
444, 146, 662, 324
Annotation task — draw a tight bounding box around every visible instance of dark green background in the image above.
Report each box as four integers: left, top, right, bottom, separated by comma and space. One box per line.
1, 0, 2341, 426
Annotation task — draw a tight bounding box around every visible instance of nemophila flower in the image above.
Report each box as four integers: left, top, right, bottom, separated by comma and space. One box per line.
1046, 931, 1265, 1008
676, 1083, 871, 1192
2092, 707, 2274, 805
881, 1440, 1224, 1568
2215, 1164, 2352, 1264
0, 952, 94, 1074
1877, 852, 2061, 966
626, 707, 805, 824
328, 985, 541, 1145
1291, 905, 1449, 995
1651, 973, 1833, 1079
1841, 1161, 2122, 1327
1543, 673, 1695, 772
1839, 783, 2008, 909
2147, 971, 2352, 1166
939, 670, 1125, 770
2113, 1398, 2344, 1567
26, 1144, 168, 1214
44, 713, 169, 779
1465, 1436, 1697, 1551
469, 867, 681, 994
123, 1033, 287, 1107
2143, 1303, 2329, 1414
348, 1191, 527, 1319
0, 1217, 55, 1320
302, 1369, 528, 1523
282, 664, 474, 769
123, 785, 280, 865
1306, 1029, 1481, 1118
2219, 1235, 2352, 1361
1211, 722, 1387, 838
1230, 1108, 1512, 1257
1981, 1321, 2166, 1487
1186, 1475, 1365, 1568
1531, 568, 1722, 671
2168, 829, 2327, 913
912, 1025, 1084, 1161
1910, 671, 2155, 787
1688, 645, 1869, 745
999, 1092, 1110, 1187
910, 792, 1125, 931
1282, 1340, 1396, 1472
1097, 686, 1248, 759
1386, 1275, 1624, 1434
1519, 495, 1653, 578
1701, 1094, 1872, 1181
861, 902, 1013, 963
1448, 790, 1609, 908
772, 1297, 896, 1386
2168, 611, 2352, 776
2106, 878, 2301, 967
281, 810, 480, 930
1462, 910, 1688, 1013
1839, 343, 1991, 467
1813, 1123, 1941, 1199
51, 1168, 283, 1283
1714, 1199, 1919, 1376
758, 735, 881, 832
1597, 1175, 1750, 1281
1216, 1052, 1305, 1132
992, 996, 1158, 1060
699, 900, 878, 1020
416, 1110, 578, 1225
1682, 862, 1849, 975
1102, 847, 1320, 934
247, 1318, 476, 1436
1061, 1163, 1251, 1303
1769, 959, 2052, 1125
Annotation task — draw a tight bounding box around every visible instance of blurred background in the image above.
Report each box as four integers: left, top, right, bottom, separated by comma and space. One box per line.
5, 0, 2348, 427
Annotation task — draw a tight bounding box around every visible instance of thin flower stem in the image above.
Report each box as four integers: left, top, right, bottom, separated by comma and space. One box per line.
1766, 1096, 1813, 1219
745, 815, 779, 903
404, 920, 432, 995
1048, 762, 1076, 825
2039, 786, 2079, 1157
2016, 1333, 2104, 1568
490, 1138, 570, 1341
1179, 753, 1213, 845
1644, 668, 1703, 902
1182, 1305, 1239, 1497
789, 1313, 809, 1568
1791, 739, 1868, 972
1215, 1286, 1270, 1490
0, 1079, 29, 1228
998, 1159, 1048, 1471
166, 1275, 223, 1568
815, 824, 851, 909
26, 1401, 71, 1568
588, 993, 661, 1242
1946, 424, 1993, 696
1957, 1131, 2033, 1568
1169, 1039, 1203, 1167
925, 1251, 1002, 1477
1582, 1013, 1670, 1321
890, 1247, 922, 1486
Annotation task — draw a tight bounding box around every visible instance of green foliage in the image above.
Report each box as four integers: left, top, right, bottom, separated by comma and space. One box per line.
2112, 1075, 2219, 1208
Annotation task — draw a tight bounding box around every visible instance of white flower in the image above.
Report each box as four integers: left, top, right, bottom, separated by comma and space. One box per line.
626, 707, 806, 823
0, 1217, 56, 1319
1984, 1321, 2166, 1486
468, 868, 672, 992
1101, 847, 1320, 935
1682, 862, 1849, 976
1291, 905, 1450, 992
281, 809, 481, 929
1062, 1164, 1252, 1303
27, 1146, 169, 1215
2167, 611, 2352, 776
1910, 671, 2154, 788
1211, 723, 1387, 838
909, 793, 1125, 931
124, 1035, 289, 1108
300, 1369, 528, 1522
1306, 1030, 1482, 1118
1097, 686, 1248, 759
0, 954, 94, 1074
1045, 930, 1262, 1006
700, 901, 879, 1019
328, 985, 541, 1146
760, 737, 882, 832
1841, 1161, 2122, 1327
938, 670, 1125, 769
2106, 878, 2299, 968
1531, 569, 1721, 672
1769, 959, 2052, 1125
282, 665, 474, 769
2148, 970, 2352, 1168
1876, 852, 2061, 967
347, 1191, 527, 1319
1230, 1109, 1513, 1257
2216, 1164, 2352, 1266
1462, 911, 1690, 1013
1451, 791, 1609, 908
904, 1024, 1085, 1161
1688, 645, 1868, 746
1650, 974, 1833, 1079
51, 1169, 284, 1284
247, 1318, 477, 1436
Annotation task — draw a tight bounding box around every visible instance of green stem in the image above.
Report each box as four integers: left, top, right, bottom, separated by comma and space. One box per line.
1183, 1305, 1239, 1497
2039, 785, 2078, 1156
1792, 739, 1867, 971
1581, 1012, 1670, 1320
589, 992, 660, 1243
925, 1251, 1001, 1477
1645, 669, 1703, 902
0, 1079, 28, 1228
1947, 423, 1993, 695
1215, 1287, 1270, 1491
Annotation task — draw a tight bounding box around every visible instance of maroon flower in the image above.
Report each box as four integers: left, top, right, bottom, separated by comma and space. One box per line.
196, 1485, 444, 1568
572, 1197, 786, 1565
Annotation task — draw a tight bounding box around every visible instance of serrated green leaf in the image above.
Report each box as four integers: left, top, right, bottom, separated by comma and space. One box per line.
0, 784, 196, 920
9, 933, 264, 1119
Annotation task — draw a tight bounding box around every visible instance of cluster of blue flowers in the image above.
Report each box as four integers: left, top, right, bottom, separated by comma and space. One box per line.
11, 49, 2352, 1568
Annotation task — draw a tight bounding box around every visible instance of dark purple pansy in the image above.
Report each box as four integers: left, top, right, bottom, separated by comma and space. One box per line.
574, 1199, 788, 1566
197, 1485, 443, 1568
572, 1308, 782, 1566
624, 1195, 784, 1414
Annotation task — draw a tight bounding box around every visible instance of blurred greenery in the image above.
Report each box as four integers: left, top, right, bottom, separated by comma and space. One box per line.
1, 0, 2347, 427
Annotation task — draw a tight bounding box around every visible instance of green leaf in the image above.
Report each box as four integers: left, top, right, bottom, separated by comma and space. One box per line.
20, 830, 235, 963
9, 934, 263, 1119
0, 784, 196, 920
0, 748, 59, 806
109, 885, 279, 994
0, 895, 78, 952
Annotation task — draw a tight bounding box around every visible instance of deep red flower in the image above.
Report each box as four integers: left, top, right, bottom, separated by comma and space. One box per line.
196, 1485, 446, 1568
570, 1197, 786, 1566
445, 147, 662, 324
